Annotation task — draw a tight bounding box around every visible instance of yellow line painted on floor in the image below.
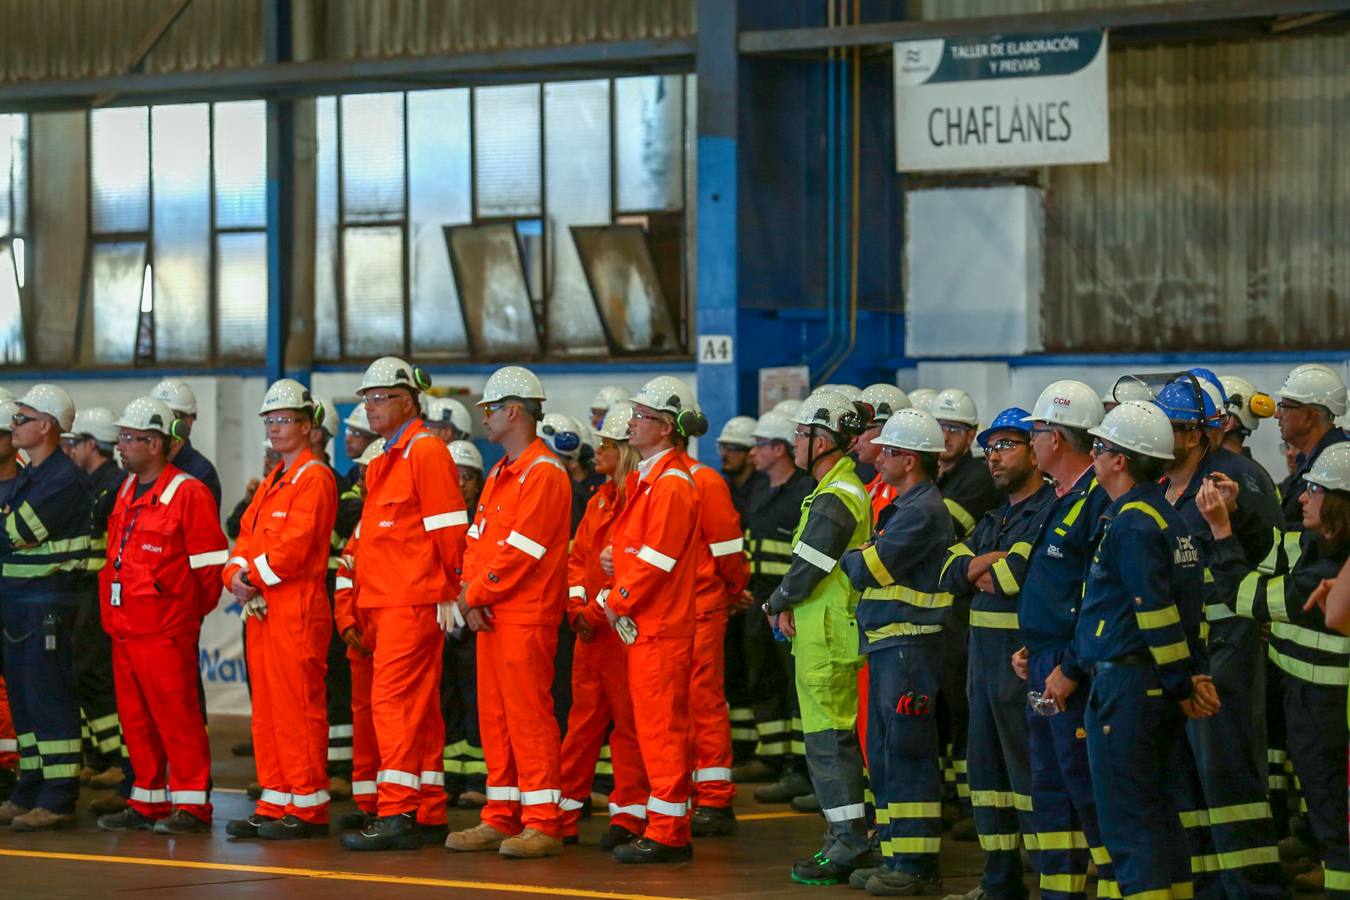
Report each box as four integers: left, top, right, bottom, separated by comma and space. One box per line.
734, 811, 812, 822
0, 849, 695, 899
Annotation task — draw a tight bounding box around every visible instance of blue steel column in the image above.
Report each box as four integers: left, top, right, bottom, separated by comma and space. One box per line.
263, 0, 295, 385
695, 0, 740, 463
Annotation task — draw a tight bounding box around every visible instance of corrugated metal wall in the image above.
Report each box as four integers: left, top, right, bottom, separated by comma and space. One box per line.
1041, 33, 1350, 351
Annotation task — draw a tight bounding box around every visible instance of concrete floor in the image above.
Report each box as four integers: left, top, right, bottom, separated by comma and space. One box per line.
0, 715, 997, 899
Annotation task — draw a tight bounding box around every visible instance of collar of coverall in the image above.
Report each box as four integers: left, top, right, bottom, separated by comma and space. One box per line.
383, 417, 419, 453
636, 446, 676, 482
494, 435, 550, 478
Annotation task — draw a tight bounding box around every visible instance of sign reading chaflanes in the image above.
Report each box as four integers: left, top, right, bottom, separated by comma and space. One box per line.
893, 30, 1109, 172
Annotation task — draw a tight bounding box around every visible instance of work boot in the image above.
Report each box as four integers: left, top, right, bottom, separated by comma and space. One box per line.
225, 813, 278, 838
754, 768, 814, 803
155, 809, 213, 835
731, 758, 778, 784
328, 776, 352, 801
445, 821, 511, 852
791, 793, 822, 814
613, 836, 693, 864
850, 867, 884, 890
1279, 833, 1314, 862
89, 766, 126, 790
948, 816, 977, 842
690, 805, 738, 837
342, 812, 421, 851
337, 809, 373, 830
11, 807, 77, 832
456, 790, 487, 810
0, 767, 15, 803
499, 827, 565, 859
88, 793, 129, 815
866, 869, 943, 896
258, 814, 327, 840
599, 823, 642, 850
230, 741, 254, 757
942, 889, 986, 900
417, 822, 449, 845
79, 766, 98, 785
792, 851, 855, 885
1293, 866, 1324, 894
246, 782, 262, 800
96, 807, 157, 832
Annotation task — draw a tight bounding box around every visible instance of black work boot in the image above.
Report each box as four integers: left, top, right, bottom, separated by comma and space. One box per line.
341, 812, 421, 851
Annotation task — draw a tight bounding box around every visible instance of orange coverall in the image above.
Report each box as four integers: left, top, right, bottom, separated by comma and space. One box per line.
334, 526, 378, 817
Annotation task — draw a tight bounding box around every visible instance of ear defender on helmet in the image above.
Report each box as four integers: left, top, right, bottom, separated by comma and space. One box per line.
842, 402, 870, 436
675, 408, 709, 438
169, 418, 188, 442
413, 366, 432, 391
312, 401, 326, 429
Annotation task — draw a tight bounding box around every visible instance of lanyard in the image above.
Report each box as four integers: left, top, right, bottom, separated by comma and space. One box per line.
112, 506, 145, 577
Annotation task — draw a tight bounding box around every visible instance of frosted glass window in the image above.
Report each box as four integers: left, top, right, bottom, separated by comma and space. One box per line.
213, 101, 267, 229
0, 245, 24, 363
91, 108, 150, 233
314, 97, 341, 360
216, 232, 268, 359
91, 242, 147, 363
407, 89, 470, 355
341, 93, 405, 222
342, 226, 405, 356
0, 114, 26, 236
615, 76, 684, 213
447, 223, 540, 356
151, 104, 211, 362
473, 84, 541, 218
572, 225, 681, 353
543, 80, 609, 354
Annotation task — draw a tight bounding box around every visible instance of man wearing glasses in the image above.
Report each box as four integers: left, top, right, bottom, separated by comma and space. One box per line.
1274, 364, 1348, 529
0, 384, 93, 831
938, 407, 1055, 900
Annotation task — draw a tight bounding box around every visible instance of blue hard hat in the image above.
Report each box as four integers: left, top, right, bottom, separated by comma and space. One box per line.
1187, 367, 1227, 425
1155, 380, 1203, 424
977, 407, 1033, 449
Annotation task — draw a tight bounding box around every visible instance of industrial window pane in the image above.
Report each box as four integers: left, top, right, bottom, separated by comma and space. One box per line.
341, 93, 405, 223
90, 108, 150, 234
0, 114, 26, 236
572, 224, 681, 354
151, 104, 211, 362
0, 245, 25, 363
543, 80, 608, 354
446, 223, 540, 356
615, 76, 684, 213
213, 101, 267, 229
91, 242, 147, 364
342, 226, 405, 356
314, 96, 341, 360
407, 89, 470, 355
684, 73, 697, 307
216, 232, 268, 359
473, 84, 541, 218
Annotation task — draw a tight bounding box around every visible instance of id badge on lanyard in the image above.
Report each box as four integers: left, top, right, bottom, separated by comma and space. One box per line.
111, 506, 145, 607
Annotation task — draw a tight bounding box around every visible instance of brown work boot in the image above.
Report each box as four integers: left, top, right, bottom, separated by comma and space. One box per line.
445, 821, 511, 852
88, 793, 129, 815
499, 827, 565, 859
456, 790, 487, 809
0, 800, 31, 826
79, 766, 98, 785
328, 776, 352, 801
89, 766, 126, 790
11, 807, 77, 832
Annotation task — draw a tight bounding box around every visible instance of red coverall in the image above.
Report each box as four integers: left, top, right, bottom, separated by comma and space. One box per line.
0, 679, 15, 770
558, 480, 649, 839
682, 454, 749, 811
223, 449, 337, 824
334, 526, 377, 816
357, 423, 467, 821
102, 467, 227, 822
607, 448, 699, 846
463, 437, 570, 839
859, 471, 897, 760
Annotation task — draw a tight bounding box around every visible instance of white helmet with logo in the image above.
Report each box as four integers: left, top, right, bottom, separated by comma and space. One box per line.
598, 402, 634, 442
540, 413, 585, 459
1026, 380, 1105, 431
449, 439, 483, 472
259, 378, 317, 417
716, 416, 757, 448
116, 397, 176, 436
359, 356, 427, 396
930, 388, 978, 427
1278, 363, 1347, 417
907, 388, 938, 412
859, 384, 910, 423
792, 389, 864, 437
427, 397, 473, 436
1088, 400, 1174, 460
479, 366, 546, 405
590, 385, 629, 413
355, 437, 387, 467
344, 403, 376, 436
630, 376, 696, 416
1305, 443, 1350, 494
65, 407, 119, 444
18, 384, 76, 432
752, 410, 797, 445
874, 408, 945, 454
150, 378, 197, 416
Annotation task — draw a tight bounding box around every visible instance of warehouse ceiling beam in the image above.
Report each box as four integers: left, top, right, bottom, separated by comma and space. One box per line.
738, 0, 1350, 54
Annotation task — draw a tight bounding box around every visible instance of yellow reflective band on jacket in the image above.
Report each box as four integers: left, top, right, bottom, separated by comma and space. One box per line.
940, 542, 974, 582
1217, 846, 1279, 870
1120, 501, 1168, 530
970, 609, 1019, 629
1205, 602, 1235, 622
760, 539, 794, 556
991, 557, 1019, 595
1136, 605, 1181, 630
1271, 621, 1350, 655
864, 622, 943, 642
1053, 481, 1097, 536
862, 544, 895, 587
1267, 645, 1350, 685
37, 738, 81, 755
757, 561, 791, 576
1149, 640, 1190, 665
944, 498, 976, 537
860, 584, 953, 608
1008, 541, 1032, 559
42, 763, 80, 779
1282, 531, 1303, 570
17, 501, 49, 545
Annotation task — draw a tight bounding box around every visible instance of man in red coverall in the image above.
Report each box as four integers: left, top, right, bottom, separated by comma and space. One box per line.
603, 376, 701, 863
93, 397, 227, 835
446, 365, 571, 860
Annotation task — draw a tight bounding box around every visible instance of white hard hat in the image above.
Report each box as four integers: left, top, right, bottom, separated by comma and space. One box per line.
355, 437, 387, 467
590, 385, 630, 412
1026, 380, 1105, 431
1106, 378, 1156, 406
1305, 443, 1350, 494
716, 416, 757, 448
150, 378, 197, 416
907, 388, 938, 412
18, 384, 76, 432
1278, 363, 1347, 417
930, 388, 979, 427
859, 384, 910, 423
427, 397, 472, 436
821, 384, 862, 402
344, 403, 376, 435
259, 378, 317, 417
874, 408, 945, 454
449, 439, 483, 472
0, 387, 12, 401
65, 407, 119, 444
359, 356, 427, 396
541, 412, 585, 459
0, 398, 17, 432
630, 376, 696, 416
115, 397, 176, 436
1088, 400, 1174, 461
479, 365, 546, 405
792, 389, 864, 436
773, 399, 804, 416
598, 402, 633, 441
1220, 375, 1275, 434
752, 410, 797, 445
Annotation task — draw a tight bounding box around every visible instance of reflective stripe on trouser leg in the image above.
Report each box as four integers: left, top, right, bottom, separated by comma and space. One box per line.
1282, 679, 1350, 900
689, 611, 734, 809
804, 730, 869, 865
112, 642, 171, 818
349, 653, 380, 814
370, 605, 443, 818
628, 635, 693, 847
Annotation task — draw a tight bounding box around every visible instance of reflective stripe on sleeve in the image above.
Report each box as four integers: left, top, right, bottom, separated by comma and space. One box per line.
189, 549, 229, 570
423, 510, 469, 532
637, 545, 677, 572
252, 553, 282, 586
505, 530, 547, 560
793, 541, 836, 573
709, 538, 744, 558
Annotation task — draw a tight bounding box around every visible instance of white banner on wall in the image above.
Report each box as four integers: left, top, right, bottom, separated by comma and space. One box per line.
200, 591, 251, 717
894, 30, 1109, 172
